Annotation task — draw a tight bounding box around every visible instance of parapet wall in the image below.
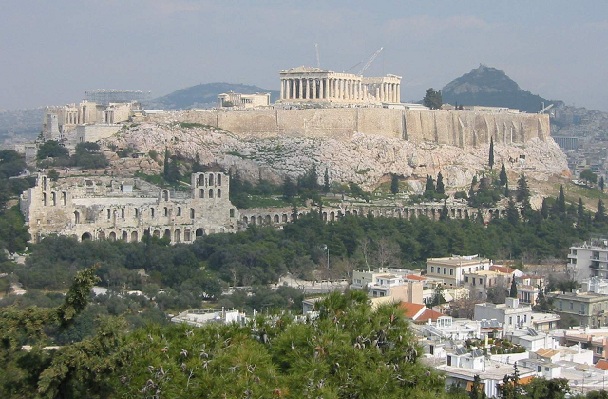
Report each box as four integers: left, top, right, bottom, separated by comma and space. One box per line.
144, 108, 549, 147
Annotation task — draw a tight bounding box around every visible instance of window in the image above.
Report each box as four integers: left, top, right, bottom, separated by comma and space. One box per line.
217, 189, 221, 198
107, 209, 111, 219
465, 276, 469, 283
209, 189, 214, 198
570, 302, 573, 310
151, 208, 155, 217
217, 174, 222, 186
190, 208, 195, 219
598, 347, 603, 354
449, 269, 453, 276
177, 207, 181, 216
135, 209, 139, 217
431, 267, 434, 273
443, 268, 447, 275
164, 207, 168, 217
509, 317, 513, 325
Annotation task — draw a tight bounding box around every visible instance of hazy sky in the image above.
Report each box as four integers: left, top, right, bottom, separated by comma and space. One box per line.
2, 1, 607, 111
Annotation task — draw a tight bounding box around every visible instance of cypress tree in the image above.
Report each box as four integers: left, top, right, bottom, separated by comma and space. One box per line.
390, 173, 399, 195
323, 168, 330, 193
595, 199, 606, 223
499, 163, 508, 187
509, 275, 518, 298
557, 185, 566, 214
600, 176, 605, 192
163, 148, 169, 179
488, 137, 494, 169
436, 171, 445, 195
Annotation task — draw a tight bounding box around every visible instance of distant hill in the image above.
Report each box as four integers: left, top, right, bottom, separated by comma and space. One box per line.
441, 65, 561, 113
145, 83, 279, 110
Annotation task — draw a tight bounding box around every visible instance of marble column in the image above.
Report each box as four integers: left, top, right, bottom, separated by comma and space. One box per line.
320, 78, 325, 99
280, 79, 284, 100
397, 83, 401, 103
312, 79, 317, 99
298, 79, 303, 100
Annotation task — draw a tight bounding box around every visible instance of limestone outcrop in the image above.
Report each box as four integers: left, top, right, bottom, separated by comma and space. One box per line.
103, 117, 568, 192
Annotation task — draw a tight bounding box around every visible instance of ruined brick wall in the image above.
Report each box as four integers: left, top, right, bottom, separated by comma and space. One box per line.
20, 172, 239, 243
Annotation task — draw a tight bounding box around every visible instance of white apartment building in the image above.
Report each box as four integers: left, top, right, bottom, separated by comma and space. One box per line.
474, 298, 533, 332
568, 240, 608, 281
426, 255, 491, 287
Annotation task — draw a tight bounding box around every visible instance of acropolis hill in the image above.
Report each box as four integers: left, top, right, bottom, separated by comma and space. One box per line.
51, 65, 568, 191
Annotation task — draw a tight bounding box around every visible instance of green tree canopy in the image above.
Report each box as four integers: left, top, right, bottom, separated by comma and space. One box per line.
423, 88, 443, 110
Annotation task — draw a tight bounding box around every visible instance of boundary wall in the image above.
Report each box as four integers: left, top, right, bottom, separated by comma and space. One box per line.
144, 108, 550, 147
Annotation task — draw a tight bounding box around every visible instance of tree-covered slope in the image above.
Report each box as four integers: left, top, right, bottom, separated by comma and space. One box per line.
441, 65, 561, 113
146, 82, 279, 110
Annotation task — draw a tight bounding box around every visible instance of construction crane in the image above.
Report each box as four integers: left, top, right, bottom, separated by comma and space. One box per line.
315, 43, 320, 68
539, 102, 554, 114
358, 47, 383, 75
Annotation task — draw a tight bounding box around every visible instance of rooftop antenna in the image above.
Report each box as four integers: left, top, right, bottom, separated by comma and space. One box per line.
358, 47, 383, 75
315, 43, 320, 68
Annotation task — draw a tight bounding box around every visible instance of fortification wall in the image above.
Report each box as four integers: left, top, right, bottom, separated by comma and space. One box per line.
144, 109, 549, 148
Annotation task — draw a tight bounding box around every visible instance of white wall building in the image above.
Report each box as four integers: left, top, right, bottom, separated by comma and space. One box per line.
426, 255, 491, 287
474, 298, 533, 332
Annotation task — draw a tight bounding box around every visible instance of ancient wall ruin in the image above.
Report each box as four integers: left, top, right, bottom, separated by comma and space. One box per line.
142, 108, 550, 147
20, 172, 239, 243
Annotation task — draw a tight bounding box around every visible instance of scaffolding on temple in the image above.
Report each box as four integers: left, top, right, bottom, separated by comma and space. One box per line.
84, 90, 151, 105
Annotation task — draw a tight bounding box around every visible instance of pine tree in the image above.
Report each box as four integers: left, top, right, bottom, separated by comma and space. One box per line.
282, 176, 297, 200
506, 197, 520, 226
488, 137, 494, 170
436, 171, 445, 195
499, 163, 508, 187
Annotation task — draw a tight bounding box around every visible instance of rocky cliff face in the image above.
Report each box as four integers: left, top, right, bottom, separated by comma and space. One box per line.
103, 120, 568, 192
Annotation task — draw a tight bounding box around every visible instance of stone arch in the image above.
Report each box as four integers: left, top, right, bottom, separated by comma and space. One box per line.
153, 229, 161, 238
265, 215, 271, 224
282, 214, 288, 223
251, 217, 256, 225
131, 231, 138, 242
162, 190, 169, 201
81, 232, 92, 241
330, 211, 335, 221
108, 231, 117, 241
273, 214, 279, 223
51, 191, 56, 206
197, 174, 204, 186
98, 231, 105, 240
352, 210, 358, 216
209, 174, 214, 186
243, 216, 249, 224
257, 216, 263, 225
174, 229, 181, 243
322, 212, 327, 221
217, 174, 222, 186
199, 189, 204, 198
74, 211, 80, 224
209, 189, 214, 198
196, 228, 204, 238
164, 229, 171, 240
122, 231, 128, 241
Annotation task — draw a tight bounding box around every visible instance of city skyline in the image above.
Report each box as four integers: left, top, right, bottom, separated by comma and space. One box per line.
1, 1, 607, 111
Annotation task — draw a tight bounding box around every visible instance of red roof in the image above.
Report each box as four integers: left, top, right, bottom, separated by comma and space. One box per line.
415, 308, 444, 323
399, 302, 426, 318
596, 359, 608, 370
490, 265, 516, 274
405, 274, 426, 281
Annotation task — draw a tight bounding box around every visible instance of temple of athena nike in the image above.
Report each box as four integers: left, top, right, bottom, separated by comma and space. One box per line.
278, 66, 401, 104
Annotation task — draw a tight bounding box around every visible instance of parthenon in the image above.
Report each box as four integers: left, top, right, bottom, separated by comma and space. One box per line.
278, 66, 401, 104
